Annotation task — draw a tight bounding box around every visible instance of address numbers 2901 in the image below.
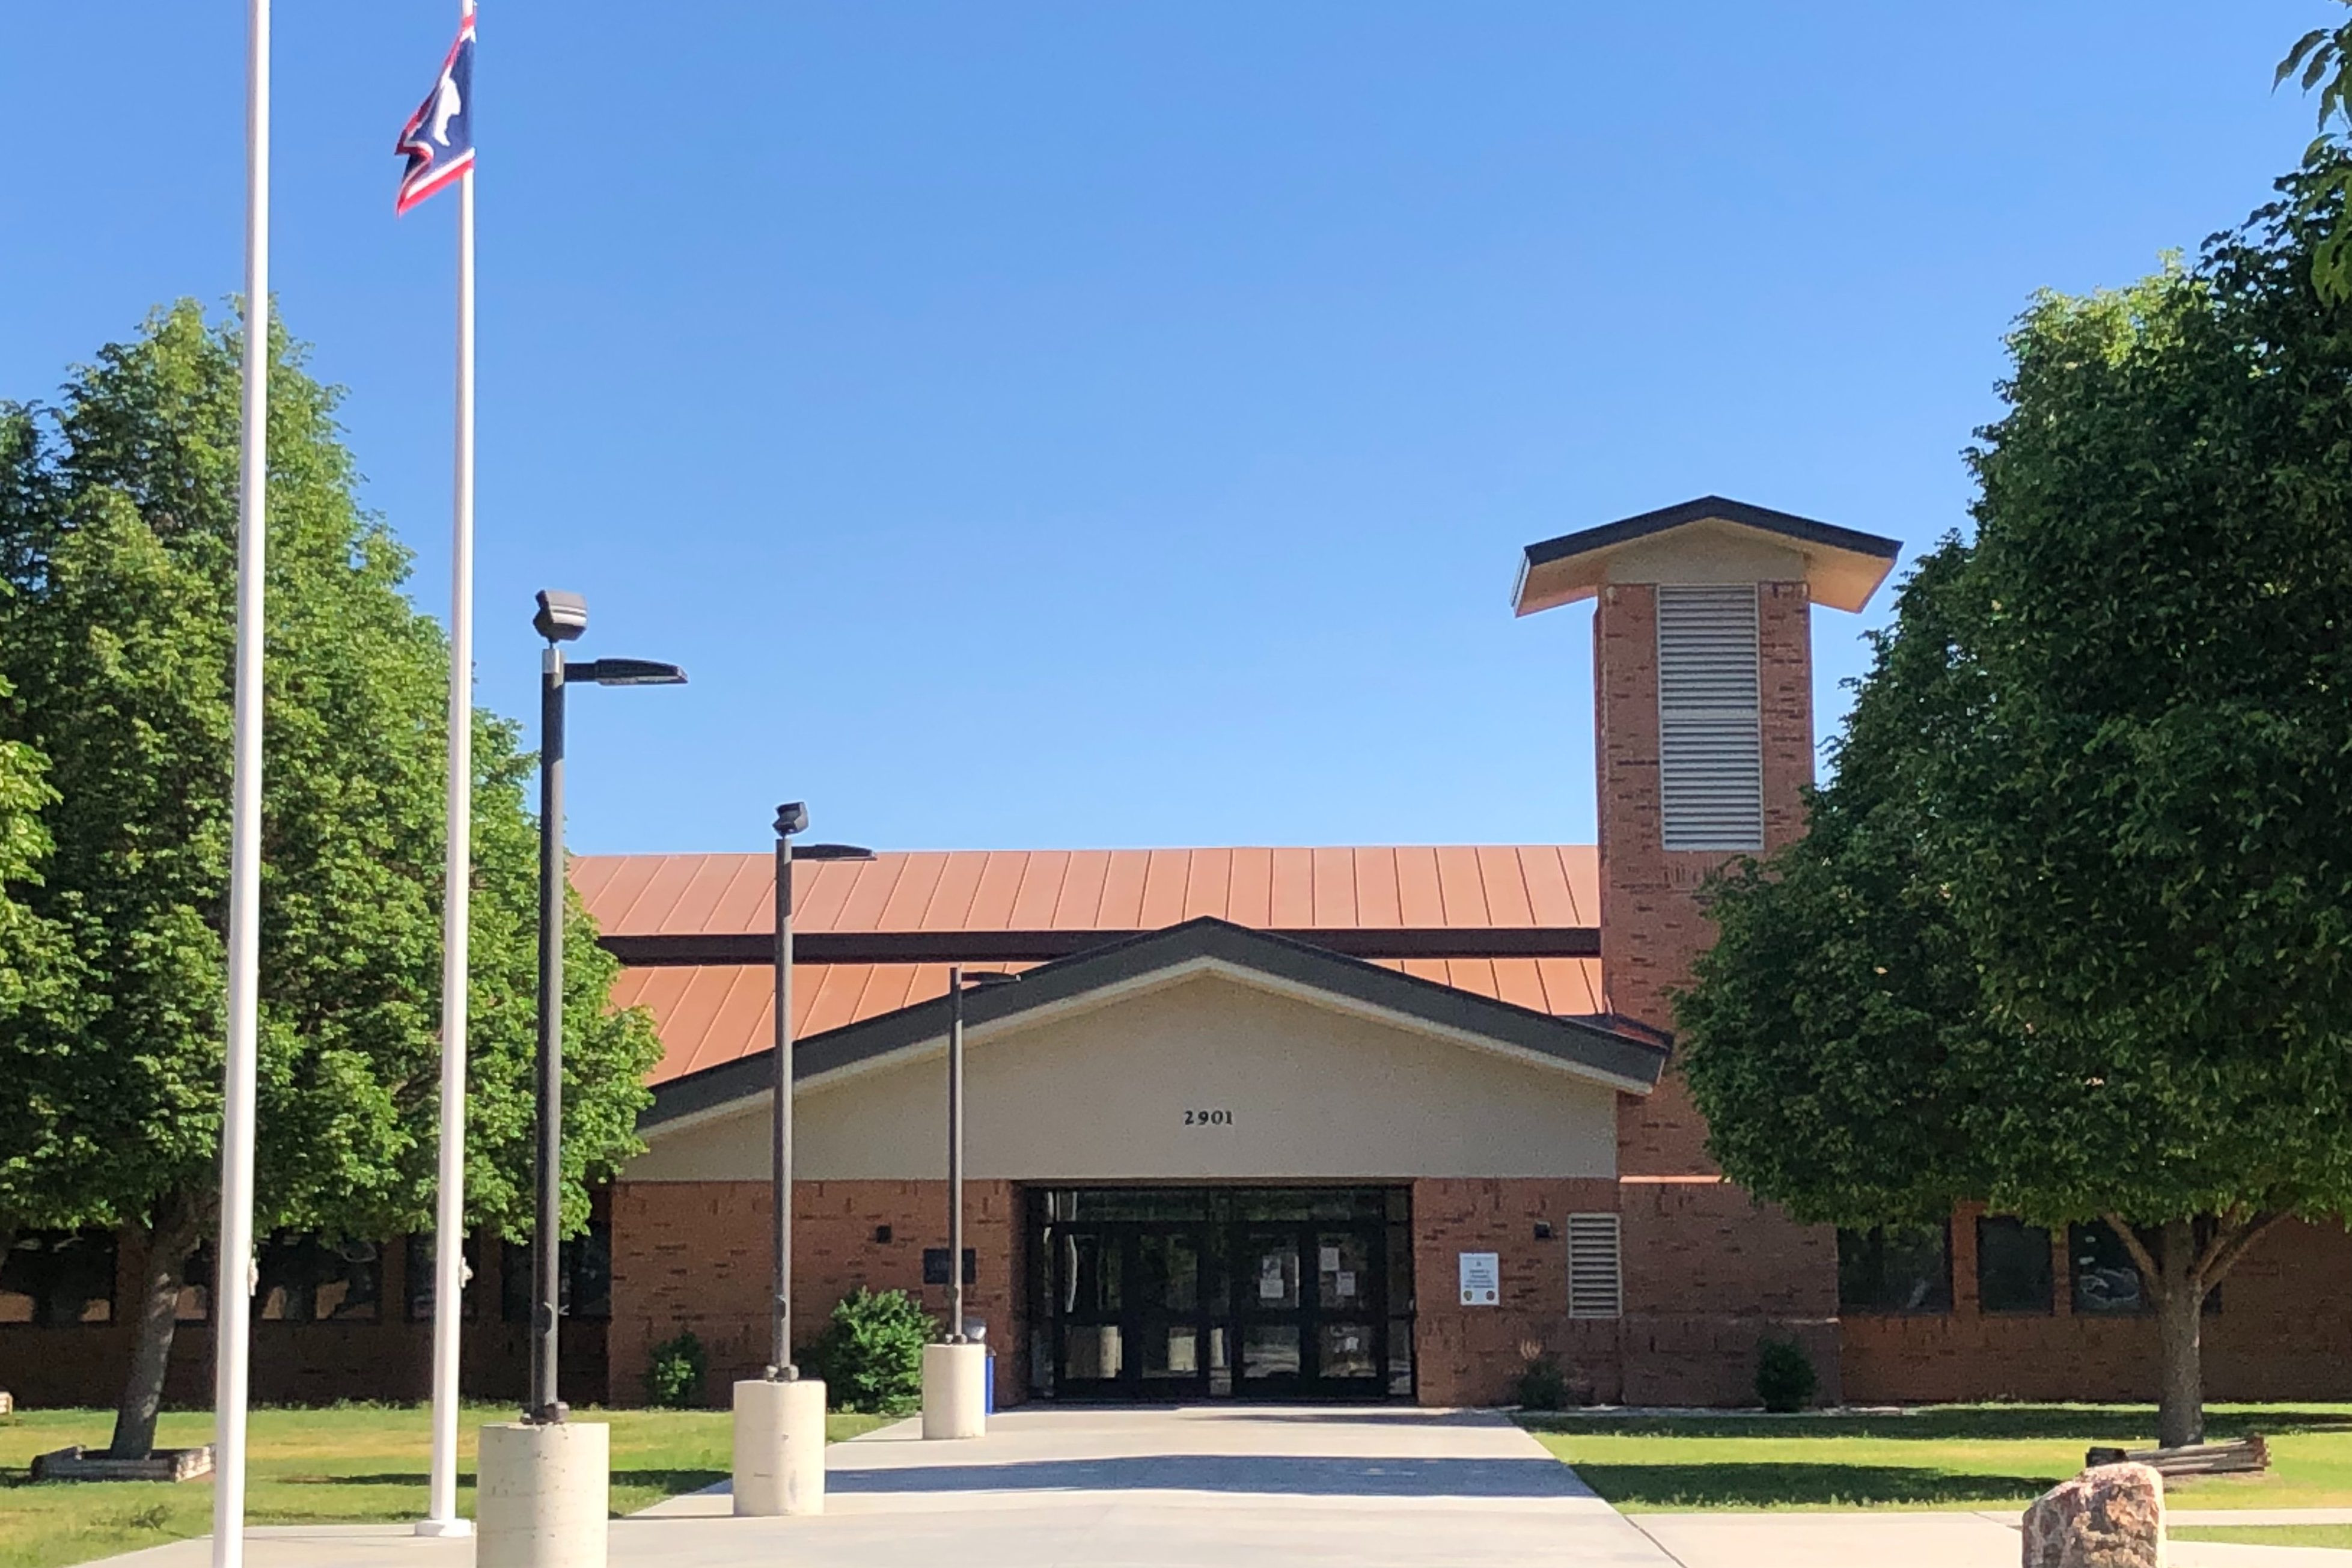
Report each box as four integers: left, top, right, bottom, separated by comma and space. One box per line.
1184, 1109, 1234, 1126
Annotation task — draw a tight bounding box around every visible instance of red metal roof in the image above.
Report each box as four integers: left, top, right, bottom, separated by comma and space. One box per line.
575, 846, 1598, 937
577, 847, 1604, 1087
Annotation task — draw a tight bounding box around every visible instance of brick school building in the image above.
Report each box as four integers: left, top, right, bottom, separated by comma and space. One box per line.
8, 498, 2348, 1410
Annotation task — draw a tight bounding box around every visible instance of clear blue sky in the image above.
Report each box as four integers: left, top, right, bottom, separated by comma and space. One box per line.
2, 2, 2322, 855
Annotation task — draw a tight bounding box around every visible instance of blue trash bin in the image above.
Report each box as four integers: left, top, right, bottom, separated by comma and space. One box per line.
985, 1353, 996, 1414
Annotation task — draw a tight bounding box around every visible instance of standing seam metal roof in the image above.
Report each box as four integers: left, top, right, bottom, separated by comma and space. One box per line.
576, 847, 1605, 1087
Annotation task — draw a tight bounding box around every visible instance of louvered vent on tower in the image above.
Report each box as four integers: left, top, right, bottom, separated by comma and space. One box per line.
1655, 584, 1763, 850
1566, 1213, 1623, 1320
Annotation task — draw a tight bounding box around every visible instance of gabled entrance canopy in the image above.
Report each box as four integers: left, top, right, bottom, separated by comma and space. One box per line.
641, 916, 1669, 1133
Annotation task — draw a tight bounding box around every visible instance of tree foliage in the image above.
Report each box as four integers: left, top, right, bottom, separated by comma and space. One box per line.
1681, 186, 2352, 1447
2280, 4, 2352, 299
0, 302, 661, 1453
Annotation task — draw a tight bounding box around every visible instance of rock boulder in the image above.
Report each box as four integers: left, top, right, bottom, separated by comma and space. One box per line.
2021, 1462, 2164, 1568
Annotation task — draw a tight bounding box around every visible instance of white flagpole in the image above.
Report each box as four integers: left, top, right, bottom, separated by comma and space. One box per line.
419, 162, 478, 1537
213, 0, 269, 1564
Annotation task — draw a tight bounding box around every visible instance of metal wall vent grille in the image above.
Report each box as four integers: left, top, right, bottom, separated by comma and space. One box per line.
1655, 584, 1763, 850
1566, 1212, 1623, 1320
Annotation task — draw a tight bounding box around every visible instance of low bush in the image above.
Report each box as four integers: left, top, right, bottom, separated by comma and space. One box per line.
1755, 1335, 1819, 1412
642, 1329, 707, 1409
804, 1287, 932, 1414
1512, 1356, 1579, 1411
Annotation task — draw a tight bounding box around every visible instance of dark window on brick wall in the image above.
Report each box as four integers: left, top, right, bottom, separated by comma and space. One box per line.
404, 1234, 484, 1323
501, 1220, 612, 1324
1976, 1216, 2054, 1313
257, 1235, 380, 1322
2069, 1221, 2220, 1317
0, 1231, 117, 1325
178, 1241, 213, 1322
1837, 1221, 1952, 1314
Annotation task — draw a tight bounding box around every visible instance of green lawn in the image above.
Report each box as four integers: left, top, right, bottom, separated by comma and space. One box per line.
0, 1403, 893, 1568
1520, 1404, 2352, 1513
2172, 1524, 2352, 1549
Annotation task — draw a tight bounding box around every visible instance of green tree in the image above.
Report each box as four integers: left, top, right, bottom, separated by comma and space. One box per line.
0, 304, 661, 1456
1682, 194, 2352, 1449
2280, 4, 2352, 299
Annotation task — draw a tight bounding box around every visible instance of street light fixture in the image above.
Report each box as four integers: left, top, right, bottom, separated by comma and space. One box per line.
527, 589, 683, 1426
767, 807, 873, 1380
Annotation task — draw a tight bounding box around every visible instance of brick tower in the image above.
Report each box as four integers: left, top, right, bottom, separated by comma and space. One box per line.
1514, 496, 1899, 1403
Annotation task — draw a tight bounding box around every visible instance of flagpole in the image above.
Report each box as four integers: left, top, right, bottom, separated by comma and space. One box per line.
418, 162, 478, 1540
213, 0, 270, 1564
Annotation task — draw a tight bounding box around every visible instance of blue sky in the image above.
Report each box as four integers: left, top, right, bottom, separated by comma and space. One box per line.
1, 2, 2323, 855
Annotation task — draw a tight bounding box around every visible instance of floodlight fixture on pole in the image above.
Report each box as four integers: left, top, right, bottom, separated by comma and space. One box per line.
766, 809, 873, 1380
526, 590, 684, 1426
533, 588, 588, 642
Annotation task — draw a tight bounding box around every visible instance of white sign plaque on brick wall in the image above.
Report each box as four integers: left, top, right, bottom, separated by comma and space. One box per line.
1458, 1251, 1500, 1306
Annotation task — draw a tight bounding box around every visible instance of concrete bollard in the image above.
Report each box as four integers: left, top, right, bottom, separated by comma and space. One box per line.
476, 1421, 608, 1568
921, 1341, 988, 1439
732, 1377, 827, 1515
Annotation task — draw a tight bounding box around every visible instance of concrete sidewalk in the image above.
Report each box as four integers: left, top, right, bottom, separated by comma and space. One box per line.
86, 1408, 2352, 1568
1632, 1508, 2352, 1567
96, 1405, 1677, 1567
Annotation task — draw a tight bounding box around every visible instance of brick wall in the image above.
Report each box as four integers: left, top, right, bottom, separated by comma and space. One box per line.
607, 1179, 1023, 1409
0, 1225, 585, 1411
1410, 1177, 1622, 1406
1842, 1208, 2352, 1403
1617, 1177, 1839, 1406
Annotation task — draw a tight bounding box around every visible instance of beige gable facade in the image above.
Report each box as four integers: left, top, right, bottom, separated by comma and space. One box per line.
625, 969, 1619, 1185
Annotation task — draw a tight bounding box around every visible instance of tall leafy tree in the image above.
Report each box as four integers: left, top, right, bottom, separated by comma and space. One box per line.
0, 304, 661, 1457
1682, 188, 2352, 1448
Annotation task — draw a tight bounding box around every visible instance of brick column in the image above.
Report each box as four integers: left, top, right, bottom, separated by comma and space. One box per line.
1595, 576, 1840, 1405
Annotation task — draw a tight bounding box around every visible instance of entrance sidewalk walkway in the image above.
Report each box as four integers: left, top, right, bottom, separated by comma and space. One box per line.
85, 1408, 2352, 1568
93, 1405, 1675, 1567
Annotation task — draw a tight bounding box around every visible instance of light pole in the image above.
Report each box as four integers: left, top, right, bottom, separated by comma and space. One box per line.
923, 966, 1016, 1439
475, 590, 683, 1568
768, 807, 872, 1377
526, 588, 686, 1423
735, 808, 870, 1518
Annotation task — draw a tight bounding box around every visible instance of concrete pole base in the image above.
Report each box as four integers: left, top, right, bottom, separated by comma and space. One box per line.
732, 1377, 827, 1515
476, 1421, 609, 1568
921, 1341, 988, 1439
412, 1517, 474, 1539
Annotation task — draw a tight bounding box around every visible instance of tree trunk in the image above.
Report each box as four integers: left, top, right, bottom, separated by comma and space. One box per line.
2104, 1210, 2288, 1451
2150, 1217, 2205, 1449
108, 1191, 205, 1459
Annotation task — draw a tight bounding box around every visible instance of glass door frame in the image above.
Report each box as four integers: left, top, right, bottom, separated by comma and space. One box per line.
1044, 1221, 1216, 1401
1231, 1220, 1387, 1400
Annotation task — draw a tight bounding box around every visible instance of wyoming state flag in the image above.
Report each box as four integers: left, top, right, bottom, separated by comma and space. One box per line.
395, 1, 475, 213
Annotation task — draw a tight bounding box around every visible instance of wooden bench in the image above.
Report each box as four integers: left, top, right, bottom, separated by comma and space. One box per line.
2083, 1435, 2269, 1475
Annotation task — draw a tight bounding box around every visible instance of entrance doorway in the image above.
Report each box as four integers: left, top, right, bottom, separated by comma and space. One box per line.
1027, 1187, 1413, 1402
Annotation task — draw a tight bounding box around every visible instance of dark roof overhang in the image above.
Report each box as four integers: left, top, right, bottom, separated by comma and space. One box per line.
641, 916, 1667, 1132
1512, 495, 1902, 615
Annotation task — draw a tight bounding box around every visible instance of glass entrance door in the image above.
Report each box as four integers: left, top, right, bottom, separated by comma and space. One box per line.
1029, 1187, 1411, 1402
1233, 1223, 1386, 1398
1051, 1225, 1217, 1399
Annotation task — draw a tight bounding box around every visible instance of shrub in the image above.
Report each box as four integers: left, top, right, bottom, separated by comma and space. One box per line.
642, 1329, 707, 1409
804, 1287, 933, 1414
1754, 1335, 1818, 1412
1510, 1356, 1572, 1411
